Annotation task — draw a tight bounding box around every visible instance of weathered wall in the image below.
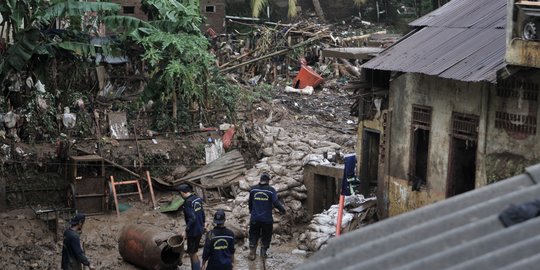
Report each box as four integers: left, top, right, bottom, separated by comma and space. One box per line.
303, 163, 344, 217
385, 73, 490, 216
201, 0, 226, 33
109, 0, 147, 20
485, 69, 540, 183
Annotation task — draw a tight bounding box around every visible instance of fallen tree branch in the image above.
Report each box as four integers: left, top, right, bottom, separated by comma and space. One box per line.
219, 35, 325, 73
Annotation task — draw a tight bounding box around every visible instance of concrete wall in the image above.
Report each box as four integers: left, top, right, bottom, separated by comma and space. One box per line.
201, 0, 226, 33
485, 69, 540, 182
303, 163, 344, 217
109, 0, 147, 21
385, 73, 491, 216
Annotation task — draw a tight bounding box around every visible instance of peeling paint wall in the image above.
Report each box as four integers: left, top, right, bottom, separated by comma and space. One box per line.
385, 73, 490, 216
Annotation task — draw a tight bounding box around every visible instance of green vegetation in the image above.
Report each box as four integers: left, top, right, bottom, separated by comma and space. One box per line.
0, 0, 241, 138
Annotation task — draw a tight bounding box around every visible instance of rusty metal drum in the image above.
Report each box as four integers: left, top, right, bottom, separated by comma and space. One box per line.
118, 224, 184, 270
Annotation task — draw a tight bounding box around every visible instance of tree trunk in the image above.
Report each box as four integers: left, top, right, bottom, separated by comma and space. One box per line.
172, 90, 177, 120
312, 0, 325, 21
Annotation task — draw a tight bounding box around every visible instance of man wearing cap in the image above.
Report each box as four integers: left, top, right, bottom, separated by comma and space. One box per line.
201, 209, 235, 270
61, 213, 96, 270
178, 183, 206, 270
248, 172, 286, 260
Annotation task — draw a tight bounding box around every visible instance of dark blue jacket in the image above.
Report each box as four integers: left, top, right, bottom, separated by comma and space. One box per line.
249, 183, 286, 223
202, 226, 235, 270
183, 193, 205, 236
61, 228, 90, 269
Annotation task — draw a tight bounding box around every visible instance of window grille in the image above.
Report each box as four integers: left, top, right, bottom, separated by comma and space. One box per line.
412, 105, 432, 129
452, 112, 479, 141
497, 79, 539, 101
495, 112, 537, 135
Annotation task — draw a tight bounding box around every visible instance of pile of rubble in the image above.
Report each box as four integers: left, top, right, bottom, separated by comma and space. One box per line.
217, 15, 396, 85
230, 124, 346, 239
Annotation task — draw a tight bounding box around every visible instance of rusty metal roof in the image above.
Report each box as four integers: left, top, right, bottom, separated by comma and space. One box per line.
362, 0, 507, 83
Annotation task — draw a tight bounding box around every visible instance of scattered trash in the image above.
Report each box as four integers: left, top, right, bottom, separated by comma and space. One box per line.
35, 80, 46, 93
62, 107, 76, 129
108, 112, 129, 139
285, 86, 314, 95
4, 111, 19, 129
222, 127, 236, 149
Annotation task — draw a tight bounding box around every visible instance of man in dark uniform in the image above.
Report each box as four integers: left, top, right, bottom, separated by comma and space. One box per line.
202, 209, 235, 270
179, 183, 206, 270
248, 172, 286, 260
61, 213, 96, 270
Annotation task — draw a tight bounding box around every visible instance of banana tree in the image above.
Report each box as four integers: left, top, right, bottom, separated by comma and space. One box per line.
0, 0, 120, 73
103, 0, 215, 122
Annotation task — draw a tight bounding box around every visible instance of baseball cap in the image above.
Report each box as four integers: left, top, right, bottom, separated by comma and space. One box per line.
70, 213, 86, 225
177, 183, 192, 193
213, 209, 226, 225
260, 172, 271, 183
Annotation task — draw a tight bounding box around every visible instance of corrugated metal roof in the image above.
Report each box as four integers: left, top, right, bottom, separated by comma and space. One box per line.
362, 0, 507, 83
410, 0, 506, 28
297, 164, 540, 270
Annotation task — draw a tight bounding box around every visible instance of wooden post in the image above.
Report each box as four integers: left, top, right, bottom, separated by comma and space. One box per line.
110, 176, 120, 217
336, 194, 345, 236
146, 171, 157, 209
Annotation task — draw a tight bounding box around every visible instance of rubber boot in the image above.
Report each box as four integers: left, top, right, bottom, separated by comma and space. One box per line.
248, 247, 257, 261
260, 247, 272, 258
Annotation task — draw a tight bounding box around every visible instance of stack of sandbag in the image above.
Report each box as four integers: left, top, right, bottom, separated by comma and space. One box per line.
298, 194, 370, 252
231, 124, 343, 236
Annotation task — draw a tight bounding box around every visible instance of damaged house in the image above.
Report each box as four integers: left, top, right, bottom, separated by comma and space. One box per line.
356, 0, 540, 218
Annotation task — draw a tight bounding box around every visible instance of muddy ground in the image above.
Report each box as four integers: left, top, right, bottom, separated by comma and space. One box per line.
0, 78, 358, 269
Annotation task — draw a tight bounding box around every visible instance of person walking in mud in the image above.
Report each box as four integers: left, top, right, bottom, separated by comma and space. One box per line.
179, 183, 206, 270
201, 209, 235, 270
61, 213, 96, 270
248, 172, 286, 260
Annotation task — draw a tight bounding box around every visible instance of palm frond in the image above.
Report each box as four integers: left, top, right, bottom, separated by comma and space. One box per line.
288, 0, 298, 17
251, 0, 269, 18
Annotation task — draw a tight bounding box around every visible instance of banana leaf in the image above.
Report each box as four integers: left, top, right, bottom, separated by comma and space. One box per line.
5, 28, 41, 71
102, 15, 156, 38
57, 41, 96, 57
40, 1, 120, 22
